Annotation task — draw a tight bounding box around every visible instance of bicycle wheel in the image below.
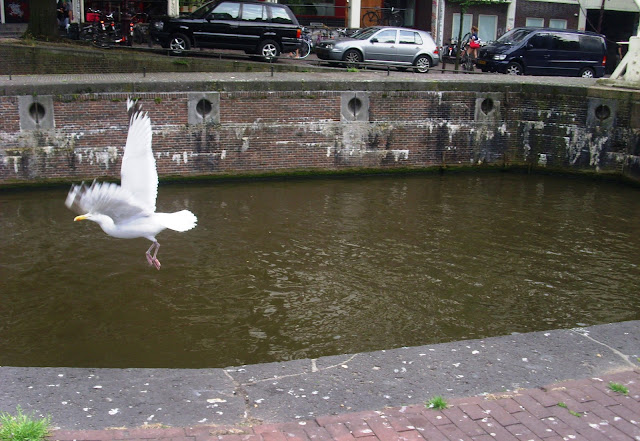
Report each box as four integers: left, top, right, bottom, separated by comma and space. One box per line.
461, 53, 474, 72
92, 32, 111, 48
298, 40, 311, 59
362, 11, 380, 26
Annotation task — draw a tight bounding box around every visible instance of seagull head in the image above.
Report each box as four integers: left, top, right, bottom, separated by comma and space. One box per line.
74, 213, 92, 222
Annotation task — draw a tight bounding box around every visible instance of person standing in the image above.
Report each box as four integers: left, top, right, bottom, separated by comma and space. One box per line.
467, 25, 480, 60
56, 0, 65, 29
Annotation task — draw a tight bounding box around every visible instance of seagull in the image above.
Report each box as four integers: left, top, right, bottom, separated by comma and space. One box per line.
65, 98, 197, 270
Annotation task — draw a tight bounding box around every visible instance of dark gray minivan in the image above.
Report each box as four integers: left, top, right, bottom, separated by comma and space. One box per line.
476, 27, 607, 78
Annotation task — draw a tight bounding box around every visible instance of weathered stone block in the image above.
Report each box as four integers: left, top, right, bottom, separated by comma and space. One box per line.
18, 95, 54, 131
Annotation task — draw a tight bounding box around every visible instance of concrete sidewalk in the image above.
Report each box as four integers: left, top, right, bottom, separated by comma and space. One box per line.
50, 369, 640, 441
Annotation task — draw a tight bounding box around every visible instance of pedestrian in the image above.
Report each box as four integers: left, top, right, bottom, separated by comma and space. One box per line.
57, 0, 72, 31
56, 0, 65, 29
467, 25, 480, 60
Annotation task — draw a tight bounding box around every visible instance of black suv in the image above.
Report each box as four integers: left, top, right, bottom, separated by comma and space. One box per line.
150, 0, 301, 59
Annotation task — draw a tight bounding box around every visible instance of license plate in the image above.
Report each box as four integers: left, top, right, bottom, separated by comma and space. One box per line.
477, 60, 486, 65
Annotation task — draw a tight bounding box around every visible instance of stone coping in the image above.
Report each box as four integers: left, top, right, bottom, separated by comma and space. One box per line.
0, 71, 609, 96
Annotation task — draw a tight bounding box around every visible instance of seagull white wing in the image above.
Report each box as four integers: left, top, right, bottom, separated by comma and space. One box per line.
65, 181, 151, 223
121, 105, 157, 213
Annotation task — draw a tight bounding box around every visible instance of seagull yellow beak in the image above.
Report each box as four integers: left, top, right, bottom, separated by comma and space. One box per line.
74, 215, 89, 221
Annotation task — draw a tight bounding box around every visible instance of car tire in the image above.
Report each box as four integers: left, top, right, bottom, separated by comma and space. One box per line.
343, 49, 363, 66
168, 33, 190, 55
258, 40, 280, 60
414, 55, 431, 73
505, 61, 523, 75
580, 67, 595, 78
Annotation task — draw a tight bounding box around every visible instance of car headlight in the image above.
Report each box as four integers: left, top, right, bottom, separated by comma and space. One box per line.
493, 54, 507, 61
153, 21, 164, 31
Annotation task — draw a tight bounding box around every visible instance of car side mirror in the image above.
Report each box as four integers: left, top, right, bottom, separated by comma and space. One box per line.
370, 38, 378, 43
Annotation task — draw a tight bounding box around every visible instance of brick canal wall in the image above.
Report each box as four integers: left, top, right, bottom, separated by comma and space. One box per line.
1, 78, 639, 186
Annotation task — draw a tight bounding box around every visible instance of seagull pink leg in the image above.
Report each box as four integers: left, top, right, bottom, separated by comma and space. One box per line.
145, 242, 156, 266
151, 242, 161, 270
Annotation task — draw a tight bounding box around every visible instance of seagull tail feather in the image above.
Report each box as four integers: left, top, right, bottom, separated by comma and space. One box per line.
157, 210, 198, 232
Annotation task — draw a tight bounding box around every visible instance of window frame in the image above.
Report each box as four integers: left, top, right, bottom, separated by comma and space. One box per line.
525, 17, 545, 28
452, 13, 473, 41
549, 19, 567, 29
478, 14, 497, 43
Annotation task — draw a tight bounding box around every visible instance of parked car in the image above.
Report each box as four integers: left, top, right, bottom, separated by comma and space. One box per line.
149, 0, 301, 59
476, 27, 607, 78
314, 26, 440, 73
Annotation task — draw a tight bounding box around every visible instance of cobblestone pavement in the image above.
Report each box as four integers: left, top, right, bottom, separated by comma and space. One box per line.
51, 369, 639, 441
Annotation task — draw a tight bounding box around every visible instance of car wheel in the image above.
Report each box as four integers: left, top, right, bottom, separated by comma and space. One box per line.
343, 49, 362, 66
505, 61, 523, 75
169, 33, 190, 55
258, 40, 280, 60
414, 55, 431, 73
580, 67, 595, 78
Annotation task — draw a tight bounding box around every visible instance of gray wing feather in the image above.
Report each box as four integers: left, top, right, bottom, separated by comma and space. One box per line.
65, 181, 150, 223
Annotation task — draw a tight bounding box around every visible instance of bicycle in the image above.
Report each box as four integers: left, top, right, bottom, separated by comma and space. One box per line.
91, 12, 128, 48
296, 28, 313, 59
361, 7, 404, 27
461, 49, 475, 72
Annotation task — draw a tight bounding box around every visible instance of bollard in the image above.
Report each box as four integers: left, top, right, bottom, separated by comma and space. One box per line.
271, 65, 274, 77
387, 66, 390, 76
143, 67, 146, 77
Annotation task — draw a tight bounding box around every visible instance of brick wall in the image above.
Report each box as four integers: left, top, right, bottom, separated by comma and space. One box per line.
515, 0, 580, 29
0, 85, 638, 186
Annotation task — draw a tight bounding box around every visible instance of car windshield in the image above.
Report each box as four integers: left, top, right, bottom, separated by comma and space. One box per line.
350, 27, 381, 40
496, 28, 533, 45
190, 1, 215, 18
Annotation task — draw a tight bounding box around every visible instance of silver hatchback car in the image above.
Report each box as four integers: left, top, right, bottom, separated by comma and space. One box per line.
314, 26, 440, 73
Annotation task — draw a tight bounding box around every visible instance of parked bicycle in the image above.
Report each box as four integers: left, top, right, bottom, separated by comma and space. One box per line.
91, 12, 129, 48
361, 7, 404, 27
296, 27, 313, 59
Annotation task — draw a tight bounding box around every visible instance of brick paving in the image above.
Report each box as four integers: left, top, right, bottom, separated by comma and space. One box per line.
50, 369, 639, 441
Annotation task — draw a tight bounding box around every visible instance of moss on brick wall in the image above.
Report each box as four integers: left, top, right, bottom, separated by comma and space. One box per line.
0, 41, 319, 75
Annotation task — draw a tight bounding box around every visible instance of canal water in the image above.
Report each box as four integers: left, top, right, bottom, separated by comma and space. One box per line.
1, 173, 639, 368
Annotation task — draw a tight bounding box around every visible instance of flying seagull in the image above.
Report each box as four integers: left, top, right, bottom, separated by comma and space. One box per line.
65, 98, 197, 270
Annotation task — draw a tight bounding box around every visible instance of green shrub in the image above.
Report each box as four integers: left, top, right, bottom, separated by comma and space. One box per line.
426, 395, 448, 410
0, 406, 51, 441
608, 382, 629, 395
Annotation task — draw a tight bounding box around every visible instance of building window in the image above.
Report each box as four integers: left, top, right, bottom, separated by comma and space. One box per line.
549, 19, 567, 29
280, 0, 335, 17
452, 13, 473, 40
402, 0, 416, 27
526, 17, 544, 27
478, 15, 497, 43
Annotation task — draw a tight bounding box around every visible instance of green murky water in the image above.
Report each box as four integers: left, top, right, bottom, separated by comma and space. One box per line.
1, 173, 639, 368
